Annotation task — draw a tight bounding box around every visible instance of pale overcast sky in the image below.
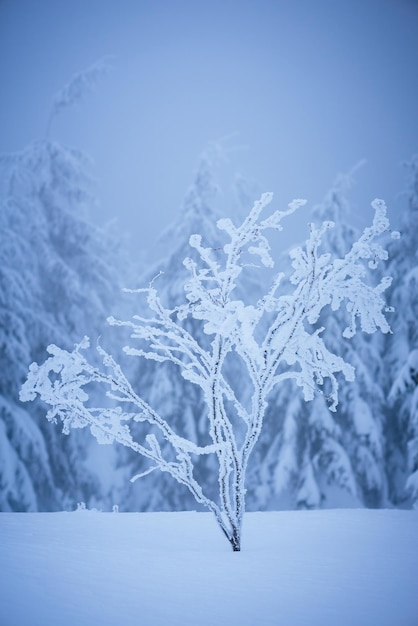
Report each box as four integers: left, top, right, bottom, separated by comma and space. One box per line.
1, 0, 418, 254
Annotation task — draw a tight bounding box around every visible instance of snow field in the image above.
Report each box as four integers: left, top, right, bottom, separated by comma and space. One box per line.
1, 509, 417, 626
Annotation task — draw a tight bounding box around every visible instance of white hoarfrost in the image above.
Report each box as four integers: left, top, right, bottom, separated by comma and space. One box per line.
20, 193, 394, 550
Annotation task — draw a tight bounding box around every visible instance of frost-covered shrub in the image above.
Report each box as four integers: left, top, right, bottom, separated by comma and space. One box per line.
21, 193, 395, 550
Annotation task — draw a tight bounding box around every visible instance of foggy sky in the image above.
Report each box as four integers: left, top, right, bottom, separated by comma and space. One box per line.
1, 0, 418, 255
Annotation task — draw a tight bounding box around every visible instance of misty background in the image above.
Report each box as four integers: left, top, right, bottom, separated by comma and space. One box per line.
1, 0, 418, 254
1, 0, 418, 516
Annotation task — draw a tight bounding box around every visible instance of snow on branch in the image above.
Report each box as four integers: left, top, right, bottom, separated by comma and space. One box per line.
388, 349, 418, 402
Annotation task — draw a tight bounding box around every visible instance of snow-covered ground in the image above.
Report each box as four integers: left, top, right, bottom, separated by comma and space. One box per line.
1, 509, 417, 626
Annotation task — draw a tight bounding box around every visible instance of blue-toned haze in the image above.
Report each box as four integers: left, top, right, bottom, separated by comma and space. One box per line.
1, 0, 417, 254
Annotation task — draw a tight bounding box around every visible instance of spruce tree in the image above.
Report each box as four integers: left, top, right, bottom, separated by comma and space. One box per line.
0, 61, 129, 510
249, 169, 390, 510
385, 156, 418, 507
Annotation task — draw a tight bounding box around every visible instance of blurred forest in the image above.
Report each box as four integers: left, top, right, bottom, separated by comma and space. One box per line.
1, 71, 417, 513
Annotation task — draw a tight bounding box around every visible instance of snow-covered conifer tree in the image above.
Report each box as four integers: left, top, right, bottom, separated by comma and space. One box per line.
116, 143, 255, 512
21, 189, 395, 550
385, 156, 418, 507
306, 170, 389, 508
249, 169, 389, 509
0, 61, 129, 511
